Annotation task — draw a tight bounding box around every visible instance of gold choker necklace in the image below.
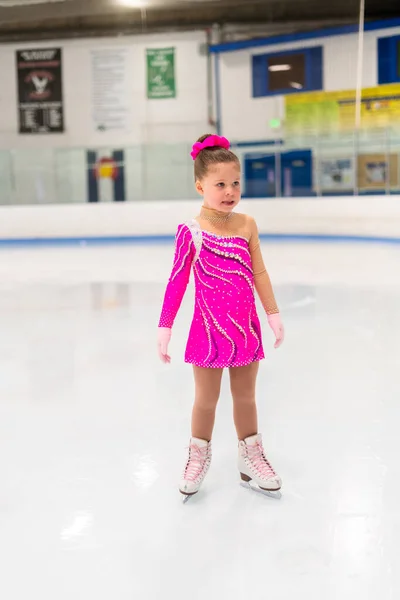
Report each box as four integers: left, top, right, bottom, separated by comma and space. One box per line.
199, 207, 233, 225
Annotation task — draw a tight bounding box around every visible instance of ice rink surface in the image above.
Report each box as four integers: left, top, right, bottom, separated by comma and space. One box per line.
0, 239, 399, 600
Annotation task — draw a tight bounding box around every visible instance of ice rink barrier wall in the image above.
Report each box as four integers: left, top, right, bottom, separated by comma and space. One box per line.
0, 197, 399, 244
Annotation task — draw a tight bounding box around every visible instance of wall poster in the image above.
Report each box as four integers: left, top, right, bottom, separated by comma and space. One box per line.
16, 47, 64, 134
146, 48, 176, 99
91, 48, 132, 132
285, 83, 400, 136
357, 154, 399, 191
320, 158, 354, 192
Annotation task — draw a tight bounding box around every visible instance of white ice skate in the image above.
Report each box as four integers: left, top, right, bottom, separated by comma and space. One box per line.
180, 437, 212, 503
238, 434, 282, 499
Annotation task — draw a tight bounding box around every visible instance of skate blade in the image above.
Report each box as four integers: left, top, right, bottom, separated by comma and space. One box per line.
240, 481, 282, 500
180, 490, 198, 504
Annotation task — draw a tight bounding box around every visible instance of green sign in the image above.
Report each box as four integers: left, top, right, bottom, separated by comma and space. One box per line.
146, 48, 176, 99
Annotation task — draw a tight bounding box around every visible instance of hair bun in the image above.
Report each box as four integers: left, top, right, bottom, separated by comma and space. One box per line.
197, 133, 215, 144
191, 135, 231, 160
192, 134, 238, 179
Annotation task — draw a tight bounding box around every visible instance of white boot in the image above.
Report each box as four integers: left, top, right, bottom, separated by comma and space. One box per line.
179, 437, 212, 497
238, 434, 282, 491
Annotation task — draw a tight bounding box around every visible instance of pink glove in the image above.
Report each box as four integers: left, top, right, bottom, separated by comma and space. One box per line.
267, 313, 285, 349
158, 327, 172, 363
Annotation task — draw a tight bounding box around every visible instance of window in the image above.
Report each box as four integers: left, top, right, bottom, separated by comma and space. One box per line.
267, 53, 306, 92
252, 46, 323, 98
378, 35, 400, 84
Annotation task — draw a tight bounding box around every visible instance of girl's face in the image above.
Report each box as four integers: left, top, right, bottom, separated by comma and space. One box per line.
196, 161, 241, 213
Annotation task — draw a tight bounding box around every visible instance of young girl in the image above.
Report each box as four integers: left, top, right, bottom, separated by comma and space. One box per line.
157, 134, 284, 499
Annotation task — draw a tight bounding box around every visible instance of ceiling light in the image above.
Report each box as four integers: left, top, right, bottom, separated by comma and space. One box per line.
268, 64, 291, 72
117, 0, 147, 6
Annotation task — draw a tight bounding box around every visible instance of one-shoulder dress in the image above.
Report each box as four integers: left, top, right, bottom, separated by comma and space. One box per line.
158, 210, 279, 369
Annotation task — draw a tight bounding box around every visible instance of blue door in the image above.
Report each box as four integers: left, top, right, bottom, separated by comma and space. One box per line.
244, 154, 277, 198
244, 149, 314, 197
281, 150, 313, 197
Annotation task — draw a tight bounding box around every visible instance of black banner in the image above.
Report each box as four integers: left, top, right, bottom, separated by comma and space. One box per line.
16, 48, 64, 134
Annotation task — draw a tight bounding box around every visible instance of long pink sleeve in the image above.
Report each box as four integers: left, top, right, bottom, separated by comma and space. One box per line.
158, 224, 195, 329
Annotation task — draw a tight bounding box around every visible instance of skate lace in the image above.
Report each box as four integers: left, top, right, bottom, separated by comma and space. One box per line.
184, 444, 209, 482
247, 442, 277, 479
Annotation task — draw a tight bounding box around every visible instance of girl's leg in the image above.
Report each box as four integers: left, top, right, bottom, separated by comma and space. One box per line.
191, 366, 224, 441
229, 362, 259, 440
231, 362, 282, 491
180, 367, 222, 497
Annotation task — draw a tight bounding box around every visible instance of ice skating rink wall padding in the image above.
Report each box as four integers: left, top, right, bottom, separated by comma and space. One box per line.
0, 197, 399, 244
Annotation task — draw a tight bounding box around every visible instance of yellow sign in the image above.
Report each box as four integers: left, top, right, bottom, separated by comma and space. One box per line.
285, 84, 400, 135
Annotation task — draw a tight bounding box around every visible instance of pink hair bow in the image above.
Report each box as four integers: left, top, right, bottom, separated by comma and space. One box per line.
191, 135, 230, 160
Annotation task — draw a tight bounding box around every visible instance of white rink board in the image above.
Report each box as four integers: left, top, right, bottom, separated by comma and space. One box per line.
0, 197, 399, 240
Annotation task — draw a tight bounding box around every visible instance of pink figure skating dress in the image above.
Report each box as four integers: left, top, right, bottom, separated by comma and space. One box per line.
158, 206, 279, 369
